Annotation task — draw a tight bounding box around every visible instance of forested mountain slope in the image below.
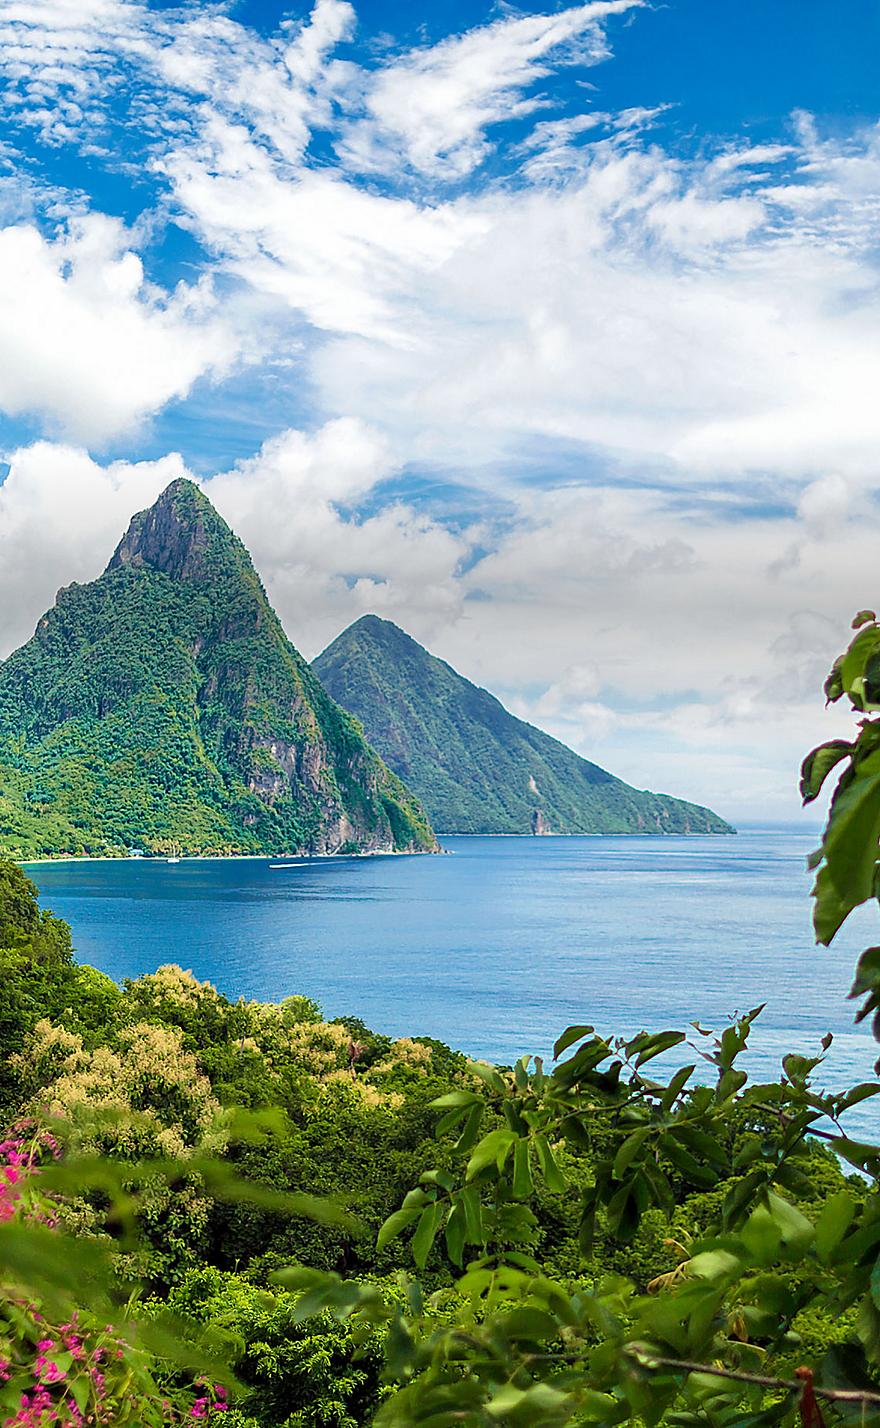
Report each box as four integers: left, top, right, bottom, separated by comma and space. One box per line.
0, 483, 435, 858
315, 615, 733, 836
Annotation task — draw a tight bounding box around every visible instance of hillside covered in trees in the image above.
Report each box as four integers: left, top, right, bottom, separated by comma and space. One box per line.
0, 483, 435, 860
0, 853, 871, 1426
315, 615, 733, 836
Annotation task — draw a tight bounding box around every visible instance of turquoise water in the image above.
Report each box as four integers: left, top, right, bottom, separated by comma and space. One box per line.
24, 830, 879, 1136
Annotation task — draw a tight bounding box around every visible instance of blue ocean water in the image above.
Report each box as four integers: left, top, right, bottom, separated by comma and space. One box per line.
24, 830, 879, 1137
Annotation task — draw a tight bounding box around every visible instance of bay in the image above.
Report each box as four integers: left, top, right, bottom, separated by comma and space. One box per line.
24, 828, 879, 1136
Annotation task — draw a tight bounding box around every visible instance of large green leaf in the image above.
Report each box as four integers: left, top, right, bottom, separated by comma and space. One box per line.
377, 1206, 422, 1252
820, 747, 880, 911
800, 740, 853, 803
411, 1202, 445, 1269
466, 1127, 517, 1179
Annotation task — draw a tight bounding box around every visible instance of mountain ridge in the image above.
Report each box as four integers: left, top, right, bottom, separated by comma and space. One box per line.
314, 614, 734, 836
0, 483, 436, 859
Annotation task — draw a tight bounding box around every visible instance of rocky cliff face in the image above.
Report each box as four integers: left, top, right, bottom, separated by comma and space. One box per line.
108, 481, 217, 582
314, 614, 735, 837
0, 483, 436, 859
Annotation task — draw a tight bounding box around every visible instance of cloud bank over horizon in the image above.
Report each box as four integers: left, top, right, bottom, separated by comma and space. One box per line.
0, 0, 877, 821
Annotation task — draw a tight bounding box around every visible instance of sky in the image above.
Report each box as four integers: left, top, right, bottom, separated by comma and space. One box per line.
0, 0, 878, 824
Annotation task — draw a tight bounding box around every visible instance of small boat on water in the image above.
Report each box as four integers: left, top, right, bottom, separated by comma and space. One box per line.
166, 839, 182, 864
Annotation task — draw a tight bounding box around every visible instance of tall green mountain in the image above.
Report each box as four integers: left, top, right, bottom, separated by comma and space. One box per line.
0, 483, 435, 859
314, 616, 734, 836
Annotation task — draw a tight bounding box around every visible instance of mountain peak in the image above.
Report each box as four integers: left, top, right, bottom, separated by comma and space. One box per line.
0, 490, 435, 858
315, 618, 735, 837
106, 479, 240, 583
349, 614, 413, 645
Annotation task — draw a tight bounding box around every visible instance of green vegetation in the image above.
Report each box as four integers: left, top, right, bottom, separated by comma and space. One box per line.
314, 615, 733, 835
0, 482, 435, 859
3, 610, 880, 1425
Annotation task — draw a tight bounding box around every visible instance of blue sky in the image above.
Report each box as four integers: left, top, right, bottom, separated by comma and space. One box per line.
0, 0, 878, 821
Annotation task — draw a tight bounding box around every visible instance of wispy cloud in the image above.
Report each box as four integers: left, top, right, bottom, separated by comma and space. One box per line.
335, 0, 641, 180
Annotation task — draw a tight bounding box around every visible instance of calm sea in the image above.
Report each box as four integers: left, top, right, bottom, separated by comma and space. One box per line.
24, 829, 880, 1137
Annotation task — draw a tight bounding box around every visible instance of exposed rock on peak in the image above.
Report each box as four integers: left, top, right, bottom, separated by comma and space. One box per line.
107, 479, 241, 584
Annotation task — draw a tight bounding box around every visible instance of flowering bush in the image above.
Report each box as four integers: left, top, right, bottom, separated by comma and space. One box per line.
0, 1131, 229, 1426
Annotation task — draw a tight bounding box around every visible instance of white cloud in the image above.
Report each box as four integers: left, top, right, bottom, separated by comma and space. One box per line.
0, 440, 185, 654
0, 213, 235, 441
336, 0, 641, 179
302, 139, 880, 483
160, 114, 880, 488
438, 482, 874, 820
517, 104, 666, 181
0, 0, 355, 161
12, 0, 880, 491
161, 130, 483, 343
797, 474, 851, 532
0, 0, 149, 145
520, 112, 607, 152
206, 419, 472, 654
282, 0, 355, 87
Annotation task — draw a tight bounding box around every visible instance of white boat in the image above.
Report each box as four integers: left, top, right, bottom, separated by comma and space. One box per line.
166, 839, 182, 864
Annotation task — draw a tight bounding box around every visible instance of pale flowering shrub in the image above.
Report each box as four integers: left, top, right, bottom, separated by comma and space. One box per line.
322, 1071, 404, 1110
10, 1023, 226, 1285
283, 1021, 351, 1080
389, 1037, 432, 1069
123, 967, 235, 1045
127, 965, 219, 1013
8, 1026, 84, 1099
369, 1038, 433, 1078
13, 1021, 224, 1160
115, 1023, 224, 1151
237, 1003, 286, 1064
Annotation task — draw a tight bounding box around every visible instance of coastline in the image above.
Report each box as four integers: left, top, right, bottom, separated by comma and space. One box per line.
17, 848, 436, 867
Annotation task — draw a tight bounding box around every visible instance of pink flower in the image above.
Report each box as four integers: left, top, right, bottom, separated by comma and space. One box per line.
37, 1359, 66, 1384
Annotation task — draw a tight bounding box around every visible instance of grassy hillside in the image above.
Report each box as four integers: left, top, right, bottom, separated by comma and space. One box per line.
314, 615, 733, 835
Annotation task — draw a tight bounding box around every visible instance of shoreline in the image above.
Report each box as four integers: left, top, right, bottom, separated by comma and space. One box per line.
17, 848, 435, 867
